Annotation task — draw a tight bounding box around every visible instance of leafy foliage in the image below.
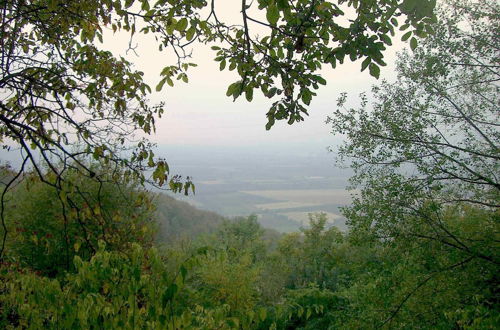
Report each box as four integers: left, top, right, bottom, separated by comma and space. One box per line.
328, 0, 499, 209
216, 0, 437, 129
0, 0, 195, 188
2, 164, 155, 276
0, 0, 439, 189
1, 243, 201, 329
273, 213, 344, 290
326, 0, 500, 326
154, 193, 224, 242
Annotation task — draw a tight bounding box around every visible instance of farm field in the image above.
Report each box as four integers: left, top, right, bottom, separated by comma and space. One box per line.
161, 145, 353, 232
241, 189, 350, 231
255, 201, 322, 210
171, 187, 352, 232
242, 189, 352, 206
279, 211, 342, 225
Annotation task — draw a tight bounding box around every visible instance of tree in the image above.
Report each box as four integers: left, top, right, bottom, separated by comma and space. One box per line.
0, 0, 201, 188
328, 0, 499, 248
3, 164, 156, 276
0, 244, 195, 328
330, 0, 498, 206
325, 206, 499, 328
215, 215, 266, 259
328, 0, 499, 324
274, 213, 344, 290
0, 0, 436, 260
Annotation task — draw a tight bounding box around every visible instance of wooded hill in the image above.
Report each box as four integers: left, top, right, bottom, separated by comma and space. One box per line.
153, 193, 225, 242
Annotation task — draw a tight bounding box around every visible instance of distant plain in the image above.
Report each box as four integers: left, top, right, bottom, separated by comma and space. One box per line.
161, 144, 352, 232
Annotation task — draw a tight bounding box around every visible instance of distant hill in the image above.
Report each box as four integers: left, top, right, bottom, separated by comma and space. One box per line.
152, 193, 283, 247
153, 193, 225, 242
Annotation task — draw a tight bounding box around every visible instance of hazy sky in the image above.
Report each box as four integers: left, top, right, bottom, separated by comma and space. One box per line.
103, 2, 407, 152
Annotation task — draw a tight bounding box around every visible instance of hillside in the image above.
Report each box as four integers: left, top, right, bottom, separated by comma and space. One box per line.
153, 193, 225, 242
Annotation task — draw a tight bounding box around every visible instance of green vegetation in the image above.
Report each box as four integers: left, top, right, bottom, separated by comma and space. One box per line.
1, 0, 499, 328
154, 193, 225, 242
1, 164, 157, 276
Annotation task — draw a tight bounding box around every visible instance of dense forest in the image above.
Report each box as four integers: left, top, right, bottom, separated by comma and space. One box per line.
1, 0, 498, 329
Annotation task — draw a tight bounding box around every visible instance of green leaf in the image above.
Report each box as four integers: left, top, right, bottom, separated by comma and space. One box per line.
401, 31, 412, 41
156, 78, 166, 91
186, 27, 196, 41
301, 89, 312, 105
176, 18, 188, 32
267, 87, 278, 98
369, 63, 380, 79
410, 37, 418, 51
380, 34, 392, 46
265, 116, 275, 130
166, 77, 174, 87
361, 57, 371, 72
180, 265, 187, 282
276, 0, 288, 10
314, 76, 327, 85
400, 0, 418, 13
297, 307, 304, 318
226, 82, 240, 97
228, 318, 240, 328
415, 27, 427, 38
259, 308, 267, 321
267, 4, 280, 25
245, 87, 253, 102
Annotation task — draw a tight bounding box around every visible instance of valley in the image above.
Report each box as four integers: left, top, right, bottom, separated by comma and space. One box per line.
159, 144, 353, 232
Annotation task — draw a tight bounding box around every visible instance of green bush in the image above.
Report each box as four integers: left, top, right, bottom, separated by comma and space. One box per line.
2, 165, 156, 276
